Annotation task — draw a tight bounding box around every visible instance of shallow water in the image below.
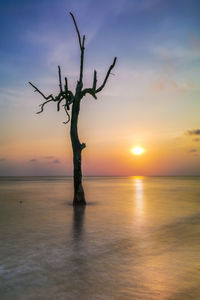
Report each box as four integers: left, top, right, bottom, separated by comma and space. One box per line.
0, 176, 200, 300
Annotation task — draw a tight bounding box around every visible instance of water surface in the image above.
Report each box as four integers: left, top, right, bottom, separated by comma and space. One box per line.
0, 176, 200, 299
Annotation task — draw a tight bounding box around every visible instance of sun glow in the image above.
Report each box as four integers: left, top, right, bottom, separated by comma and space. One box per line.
131, 147, 144, 155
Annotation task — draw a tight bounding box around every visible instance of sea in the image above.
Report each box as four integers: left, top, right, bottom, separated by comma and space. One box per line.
0, 176, 200, 299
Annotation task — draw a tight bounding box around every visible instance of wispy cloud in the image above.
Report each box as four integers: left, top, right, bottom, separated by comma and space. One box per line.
190, 35, 200, 52
110, 0, 161, 14
52, 159, 61, 164
152, 45, 200, 63
44, 156, 61, 164
24, 0, 161, 73
188, 149, 197, 153
150, 78, 193, 93
29, 158, 37, 163
186, 129, 200, 136
0, 87, 31, 108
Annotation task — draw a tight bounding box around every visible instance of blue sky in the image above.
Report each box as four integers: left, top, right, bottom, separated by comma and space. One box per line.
0, 0, 200, 175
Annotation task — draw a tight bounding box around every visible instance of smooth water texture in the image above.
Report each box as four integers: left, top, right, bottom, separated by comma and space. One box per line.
0, 176, 200, 300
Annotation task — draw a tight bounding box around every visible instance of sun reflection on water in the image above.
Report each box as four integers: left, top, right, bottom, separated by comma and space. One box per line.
132, 176, 145, 226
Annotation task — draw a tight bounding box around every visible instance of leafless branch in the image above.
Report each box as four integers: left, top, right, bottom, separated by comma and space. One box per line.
79, 35, 86, 83
95, 57, 117, 93
80, 143, 86, 150
29, 82, 55, 113
29, 82, 54, 101
29, 12, 116, 132
67, 91, 75, 105
81, 88, 97, 99
70, 13, 85, 84
58, 66, 63, 92
82, 35, 85, 48
93, 70, 97, 90
80, 57, 117, 100
64, 76, 74, 105
36, 100, 54, 114
29, 78, 74, 115
63, 104, 70, 124
65, 77, 68, 92
70, 12, 82, 49
57, 97, 65, 111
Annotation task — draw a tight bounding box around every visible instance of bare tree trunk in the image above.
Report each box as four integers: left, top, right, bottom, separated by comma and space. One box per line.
29, 13, 117, 206
70, 91, 86, 205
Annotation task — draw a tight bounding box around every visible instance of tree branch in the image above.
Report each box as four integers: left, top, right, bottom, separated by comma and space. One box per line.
93, 70, 97, 90
70, 12, 81, 49
29, 79, 74, 115
37, 100, 54, 114
29, 14, 117, 126
29, 82, 55, 113
64, 76, 74, 106
70, 13, 85, 85
79, 47, 84, 83
80, 143, 86, 150
58, 65, 63, 93
80, 57, 117, 100
95, 57, 117, 93
81, 88, 97, 99
29, 82, 54, 101
79, 34, 85, 83
82, 35, 85, 48
57, 97, 65, 111
63, 104, 71, 124
65, 77, 68, 92
67, 91, 75, 104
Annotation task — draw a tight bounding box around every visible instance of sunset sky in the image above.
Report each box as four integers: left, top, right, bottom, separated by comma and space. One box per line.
0, 0, 200, 176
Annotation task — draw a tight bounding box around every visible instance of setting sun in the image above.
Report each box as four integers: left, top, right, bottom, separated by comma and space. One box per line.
131, 147, 144, 155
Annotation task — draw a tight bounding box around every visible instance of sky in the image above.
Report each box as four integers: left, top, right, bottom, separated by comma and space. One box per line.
0, 0, 200, 176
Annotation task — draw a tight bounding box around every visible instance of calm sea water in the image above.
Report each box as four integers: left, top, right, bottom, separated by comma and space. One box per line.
0, 176, 200, 300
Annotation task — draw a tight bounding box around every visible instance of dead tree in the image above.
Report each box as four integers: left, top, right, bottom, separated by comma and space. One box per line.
29, 12, 117, 205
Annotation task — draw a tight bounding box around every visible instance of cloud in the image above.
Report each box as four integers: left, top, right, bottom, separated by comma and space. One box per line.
112, 0, 161, 14
152, 45, 200, 63
52, 159, 61, 164
0, 158, 5, 162
44, 156, 61, 163
29, 159, 37, 162
190, 35, 200, 52
186, 129, 200, 136
24, 0, 162, 72
150, 79, 192, 93
188, 149, 197, 153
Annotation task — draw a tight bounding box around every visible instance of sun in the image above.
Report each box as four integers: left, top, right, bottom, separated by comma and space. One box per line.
131, 146, 144, 155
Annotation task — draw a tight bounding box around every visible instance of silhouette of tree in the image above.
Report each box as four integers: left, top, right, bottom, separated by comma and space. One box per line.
29, 12, 117, 205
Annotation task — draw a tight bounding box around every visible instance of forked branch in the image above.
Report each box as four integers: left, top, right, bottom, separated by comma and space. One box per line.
29, 66, 74, 116
29, 82, 55, 113
81, 88, 97, 99
29, 13, 117, 122
29, 82, 54, 101
81, 57, 117, 99
95, 57, 117, 93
